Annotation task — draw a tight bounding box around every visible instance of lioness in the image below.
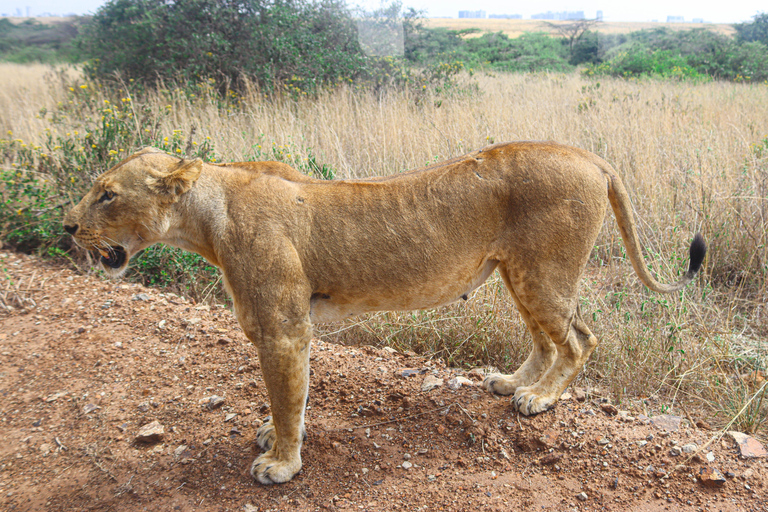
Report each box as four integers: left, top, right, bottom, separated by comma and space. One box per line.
63, 142, 706, 484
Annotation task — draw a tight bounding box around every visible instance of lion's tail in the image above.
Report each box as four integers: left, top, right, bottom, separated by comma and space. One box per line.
605, 169, 706, 294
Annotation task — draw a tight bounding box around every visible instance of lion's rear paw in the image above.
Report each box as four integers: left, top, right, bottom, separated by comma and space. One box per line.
250, 450, 301, 484
483, 373, 518, 396
513, 386, 557, 416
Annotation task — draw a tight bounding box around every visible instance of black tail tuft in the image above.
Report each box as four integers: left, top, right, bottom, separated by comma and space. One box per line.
687, 232, 707, 276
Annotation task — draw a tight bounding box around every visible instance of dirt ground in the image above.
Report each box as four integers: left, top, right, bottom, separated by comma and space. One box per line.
1, 251, 766, 511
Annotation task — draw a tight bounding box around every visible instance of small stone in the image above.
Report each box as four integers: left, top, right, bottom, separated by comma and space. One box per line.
132, 293, 151, 301
421, 375, 443, 392
45, 391, 67, 403
427, 474, 436, 482
650, 414, 681, 432
728, 431, 768, 459
617, 410, 635, 422
403, 453, 412, 460
436, 425, 446, 435
573, 387, 587, 402
398, 368, 422, 378
225, 413, 237, 422
699, 467, 726, 487
217, 337, 232, 345
39, 443, 53, 455
670, 446, 682, 456
576, 492, 588, 501
82, 403, 101, 414
560, 391, 572, 400
538, 429, 559, 448
114, 341, 122, 348
136, 421, 164, 443
244, 504, 259, 512
597, 437, 610, 446
447, 376, 474, 390
158, 320, 167, 329
200, 395, 226, 410
401, 461, 413, 470
540, 452, 561, 465
637, 440, 648, 447
600, 403, 618, 415
381, 347, 397, 355
681, 443, 697, 454
466, 368, 485, 381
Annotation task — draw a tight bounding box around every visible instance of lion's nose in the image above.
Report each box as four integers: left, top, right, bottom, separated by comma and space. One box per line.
63, 224, 79, 235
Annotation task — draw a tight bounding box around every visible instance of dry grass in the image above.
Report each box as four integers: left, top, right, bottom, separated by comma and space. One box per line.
1, 63, 767, 431
421, 18, 736, 39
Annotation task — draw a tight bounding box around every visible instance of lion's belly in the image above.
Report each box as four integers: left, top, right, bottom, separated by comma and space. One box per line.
309, 259, 499, 323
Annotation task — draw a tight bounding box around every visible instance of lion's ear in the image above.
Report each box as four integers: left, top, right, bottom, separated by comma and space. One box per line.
147, 158, 203, 199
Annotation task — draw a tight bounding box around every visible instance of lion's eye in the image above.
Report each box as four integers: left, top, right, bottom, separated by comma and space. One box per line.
99, 190, 115, 203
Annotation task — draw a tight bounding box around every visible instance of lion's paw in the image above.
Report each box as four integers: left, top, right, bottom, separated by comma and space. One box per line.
512, 386, 556, 416
250, 450, 302, 485
483, 373, 518, 396
256, 418, 277, 451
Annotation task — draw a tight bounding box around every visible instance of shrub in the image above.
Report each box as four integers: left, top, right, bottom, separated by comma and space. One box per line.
77, 0, 366, 94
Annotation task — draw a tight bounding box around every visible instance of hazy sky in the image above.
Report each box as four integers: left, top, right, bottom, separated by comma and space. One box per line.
1, 0, 764, 23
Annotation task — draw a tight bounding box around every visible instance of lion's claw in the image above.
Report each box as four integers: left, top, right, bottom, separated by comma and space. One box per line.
513, 387, 556, 416
250, 451, 302, 485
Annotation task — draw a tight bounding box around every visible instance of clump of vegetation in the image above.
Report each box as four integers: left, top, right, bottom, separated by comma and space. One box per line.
0, 17, 83, 63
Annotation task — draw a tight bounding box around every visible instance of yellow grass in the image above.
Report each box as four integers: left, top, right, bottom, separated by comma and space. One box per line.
422, 18, 736, 39
1, 63, 766, 430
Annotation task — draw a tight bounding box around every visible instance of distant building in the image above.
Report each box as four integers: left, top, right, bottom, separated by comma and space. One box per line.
692, 18, 704, 23
489, 14, 522, 19
596, 10, 603, 21
667, 16, 685, 23
532, 11, 585, 21
459, 10, 486, 19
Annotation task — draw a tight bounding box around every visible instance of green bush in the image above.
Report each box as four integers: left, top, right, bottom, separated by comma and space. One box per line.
77, 0, 367, 94
0, 17, 83, 63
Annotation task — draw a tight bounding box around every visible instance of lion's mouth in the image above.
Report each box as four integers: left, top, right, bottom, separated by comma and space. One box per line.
94, 246, 127, 269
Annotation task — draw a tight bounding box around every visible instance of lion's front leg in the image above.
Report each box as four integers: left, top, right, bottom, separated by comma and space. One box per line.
248, 326, 311, 484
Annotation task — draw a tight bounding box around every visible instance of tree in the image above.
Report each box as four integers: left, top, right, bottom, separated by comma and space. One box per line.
735, 12, 768, 45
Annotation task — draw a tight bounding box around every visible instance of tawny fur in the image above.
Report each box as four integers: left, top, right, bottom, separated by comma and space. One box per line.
63, 142, 705, 484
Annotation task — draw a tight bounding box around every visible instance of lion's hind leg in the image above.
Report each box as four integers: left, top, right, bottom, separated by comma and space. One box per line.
512, 304, 598, 416
483, 266, 557, 396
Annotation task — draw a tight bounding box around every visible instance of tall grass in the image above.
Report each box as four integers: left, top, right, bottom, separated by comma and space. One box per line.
1, 63, 766, 432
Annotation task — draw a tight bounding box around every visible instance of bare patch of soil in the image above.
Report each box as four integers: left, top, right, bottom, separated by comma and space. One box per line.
1, 251, 766, 511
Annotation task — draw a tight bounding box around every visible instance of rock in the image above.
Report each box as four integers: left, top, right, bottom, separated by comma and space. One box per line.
650, 414, 681, 432
699, 467, 726, 487
537, 429, 559, 448
401, 461, 413, 470
381, 347, 397, 355
670, 446, 682, 456
403, 453, 412, 460
466, 368, 485, 381
39, 443, 53, 455
728, 431, 768, 458
158, 320, 167, 330
617, 410, 635, 422
421, 375, 443, 392
600, 403, 618, 415
44, 391, 67, 403
447, 376, 474, 390
136, 421, 164, 443
559, 391, 572, 400
576, 492, 588, 501
243, 505, 258, 512
398, 368, 423, 378
200, 395, 226, 410
681, 443, 698, 454
706, 452, 715, 462
132, 293, 151, 301
225, 413, 237, 422
539, 452, 561, 465
597, 437, 610, 446
573, 387, 587, 402
217, 337, 232, 345
82, 403, 101, 415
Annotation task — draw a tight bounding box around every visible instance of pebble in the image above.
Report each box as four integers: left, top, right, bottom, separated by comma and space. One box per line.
576, 492, 588, 501
670, 446, 682, 456
681, 443, 697, 454
728, 431, 768, 459
447, 376, 474, 390
650, 414, 681, 432
401, 461, 413, 470
699, 466, 726, 487
82, 403, 101, 414
136, 421, 164, 443
200, 395, 226, 410
224, 413, 237, 422
132, 293, 151, 301
600, 403, 618, 415
421, 375, 443, 392
573, 387, 587, 402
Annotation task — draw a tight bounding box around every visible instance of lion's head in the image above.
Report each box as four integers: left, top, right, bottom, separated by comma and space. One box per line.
63, 147, 202, 277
